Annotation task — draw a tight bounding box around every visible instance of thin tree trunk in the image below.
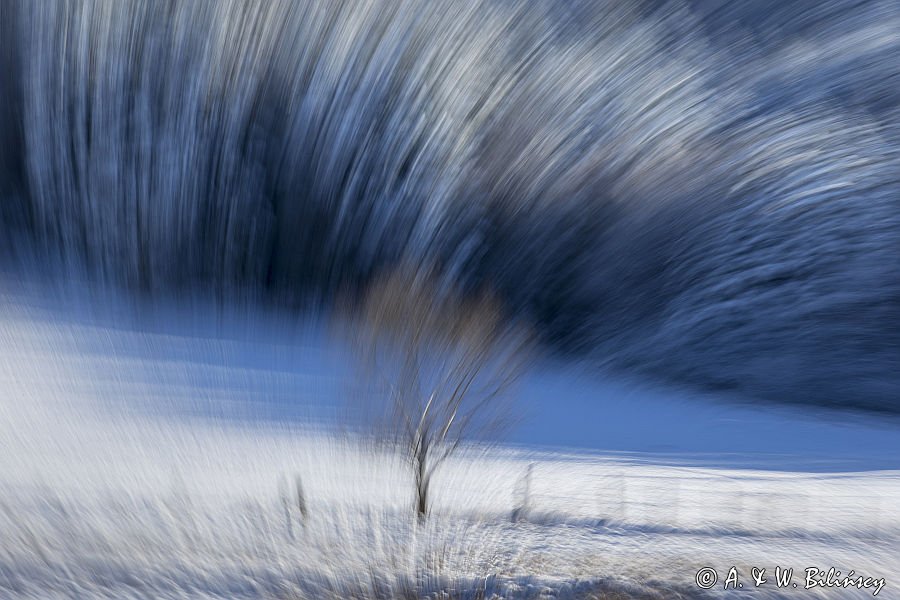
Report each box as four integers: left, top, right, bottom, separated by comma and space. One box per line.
415, 447, 429, 521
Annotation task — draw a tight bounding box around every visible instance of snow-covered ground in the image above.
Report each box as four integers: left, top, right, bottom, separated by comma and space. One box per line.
1, 288, 898, 598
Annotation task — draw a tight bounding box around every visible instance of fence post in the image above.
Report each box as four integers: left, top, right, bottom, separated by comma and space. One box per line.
296, 474, 308, 522
512, 462, 534, 522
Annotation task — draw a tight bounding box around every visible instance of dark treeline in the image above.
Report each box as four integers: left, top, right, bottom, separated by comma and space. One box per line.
0, 1, 898, 410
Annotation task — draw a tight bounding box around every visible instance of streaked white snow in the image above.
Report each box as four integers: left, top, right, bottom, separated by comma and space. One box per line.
1, 290, 898, 598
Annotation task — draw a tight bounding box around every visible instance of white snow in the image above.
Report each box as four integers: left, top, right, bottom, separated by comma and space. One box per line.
1, 289, 898, 598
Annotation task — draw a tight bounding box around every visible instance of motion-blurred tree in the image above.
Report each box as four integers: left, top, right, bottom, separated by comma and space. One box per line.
348, 265, 532, 520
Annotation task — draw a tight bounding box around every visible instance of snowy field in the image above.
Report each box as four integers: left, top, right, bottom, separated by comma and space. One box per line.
1, 289, 898, 599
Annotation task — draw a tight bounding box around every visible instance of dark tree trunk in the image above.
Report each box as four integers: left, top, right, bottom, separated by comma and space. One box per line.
415, 447, 429, 522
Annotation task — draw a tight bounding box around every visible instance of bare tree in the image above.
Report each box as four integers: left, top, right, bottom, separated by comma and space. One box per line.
346, 265, 532, 520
